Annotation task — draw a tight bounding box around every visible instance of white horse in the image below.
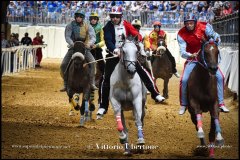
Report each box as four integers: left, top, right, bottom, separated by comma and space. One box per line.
109, 35, 147, 155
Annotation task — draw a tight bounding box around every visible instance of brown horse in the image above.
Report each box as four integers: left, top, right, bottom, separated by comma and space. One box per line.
151, 37, 173, 99
187, 39, 224, 158
65, 41, 95, 126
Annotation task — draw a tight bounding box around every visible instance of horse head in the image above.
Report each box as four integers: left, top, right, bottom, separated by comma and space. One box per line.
120, 34, 139, 75
156, 37, 167, 57
71, 52, 85, 70
200, 38, 219, 75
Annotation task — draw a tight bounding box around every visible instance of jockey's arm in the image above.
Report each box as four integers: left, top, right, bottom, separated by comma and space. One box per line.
96, 28, 105, 48
149, 34, 155, 51
87, 25, 96, 47
65, 23, 74, 47
144, 34, 151, 51
177, 34, 194, 59
205, 23, 221, 46
103, 25, 116, 52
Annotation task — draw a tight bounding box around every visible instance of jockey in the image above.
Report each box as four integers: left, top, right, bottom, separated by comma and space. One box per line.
146, 21, 180, 78
97, 7, 165, 117
89, 12, 105, 88
60, 10, 97, 92
131, 19, 154, 77
177, 13, 229, 115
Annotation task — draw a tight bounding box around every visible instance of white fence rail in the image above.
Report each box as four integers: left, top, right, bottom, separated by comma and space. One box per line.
1, 45, 47, 76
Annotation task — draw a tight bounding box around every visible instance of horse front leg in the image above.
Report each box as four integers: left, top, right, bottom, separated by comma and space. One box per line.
67, 89, 76, 116
133, 97, 145, 145
111, 98, 129, 154
189, 108, 206, 146
214, 118, 224, 146
163, 79, 169, 99
88, 89, 96, 120
83, 91, 90, 122
120, 110, 131, 155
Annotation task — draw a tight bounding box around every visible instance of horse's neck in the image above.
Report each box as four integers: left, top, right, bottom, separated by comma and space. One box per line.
195, 64, 214, 82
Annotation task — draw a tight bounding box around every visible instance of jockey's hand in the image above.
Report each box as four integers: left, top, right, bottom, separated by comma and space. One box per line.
67, 44, 74, 48
113, 48, 121, 57
91, 44, 97, 49
145, 51, 152, 57
85, 44, 91, 49
191, 50, 200, 58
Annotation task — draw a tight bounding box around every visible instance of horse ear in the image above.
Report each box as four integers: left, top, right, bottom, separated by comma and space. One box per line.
122, 34, 126, 41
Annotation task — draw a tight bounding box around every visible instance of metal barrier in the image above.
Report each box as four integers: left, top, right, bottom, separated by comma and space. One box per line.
1, 45, 47, 76
7, 7, 184, 29
212, 12, 239, 49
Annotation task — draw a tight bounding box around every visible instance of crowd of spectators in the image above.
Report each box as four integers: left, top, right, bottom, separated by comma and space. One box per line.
6, 1, 239, 27
1, 31, 45, 74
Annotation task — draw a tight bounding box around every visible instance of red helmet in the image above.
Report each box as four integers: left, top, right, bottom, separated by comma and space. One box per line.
153, 21, 161, 27
109, 6, 123, 15
184, 13, 197, 22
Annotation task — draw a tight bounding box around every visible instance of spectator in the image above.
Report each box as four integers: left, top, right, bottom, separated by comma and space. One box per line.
158, 1, 164, 12
20, 32, 32, 69
32, 32, 43, 68
1, 32, 10, 75
1, 32, 9, 48
222, 1, 233, 16
8, 33, 18, 72
21, 32, 32, 46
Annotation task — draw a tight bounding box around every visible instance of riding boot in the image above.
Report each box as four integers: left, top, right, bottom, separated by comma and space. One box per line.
146, 59, 154, 79
89, 63, 98, 90
135, 62, 165, 101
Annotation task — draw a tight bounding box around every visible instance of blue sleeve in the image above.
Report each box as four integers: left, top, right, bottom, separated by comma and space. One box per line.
177, 34, 193, 59
205, 23, 221, 45
103, 24, 116, 52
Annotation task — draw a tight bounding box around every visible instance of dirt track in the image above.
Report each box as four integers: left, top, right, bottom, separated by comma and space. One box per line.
1, 58, 239, 159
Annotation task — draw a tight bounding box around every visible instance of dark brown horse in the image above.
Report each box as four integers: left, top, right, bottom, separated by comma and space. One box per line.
187, 39, 224, 158
151, 37, 173, 99
65, 41, 95, 126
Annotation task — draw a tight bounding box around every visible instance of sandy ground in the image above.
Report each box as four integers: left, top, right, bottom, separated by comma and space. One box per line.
1, 58, 239, 159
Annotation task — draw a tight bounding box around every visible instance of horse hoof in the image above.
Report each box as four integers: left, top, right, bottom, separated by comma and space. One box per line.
89, 104, 95, 111
85, 116, 90, 122
69, 111, 75, 116
209, 149, 214, 158
96, 115, 103, 120
209, 154, 214, 159
123, 150, 131, 156
74, 105, 80, 111
80, 118, 84, 126
137, 138, 145, 145
216, 139, 224, 146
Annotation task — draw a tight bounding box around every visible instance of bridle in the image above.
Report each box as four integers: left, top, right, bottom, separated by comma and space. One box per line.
120, 38, 140, 72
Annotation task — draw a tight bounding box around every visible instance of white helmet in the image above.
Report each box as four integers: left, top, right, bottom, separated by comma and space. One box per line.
131, 19, 142, 27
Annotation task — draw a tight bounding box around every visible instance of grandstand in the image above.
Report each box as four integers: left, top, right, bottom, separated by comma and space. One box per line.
6, 1, 239, 28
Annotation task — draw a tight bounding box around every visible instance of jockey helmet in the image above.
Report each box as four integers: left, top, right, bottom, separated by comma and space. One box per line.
109, 6, 123, 15
131, 19, 142, 27
184, 13, 197, 23
89, 12, 99, 20
75, 10, 85, 18
153, 21, 161, 27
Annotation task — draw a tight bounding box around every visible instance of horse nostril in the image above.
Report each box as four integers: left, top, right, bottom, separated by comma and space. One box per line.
127, 69, 136, 75
209, 66, 218, 74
